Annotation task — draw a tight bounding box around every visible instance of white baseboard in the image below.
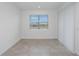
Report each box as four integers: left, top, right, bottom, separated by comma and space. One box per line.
21, 36, 58, 40
21, 37, 58, 40
0, 38, 20, 56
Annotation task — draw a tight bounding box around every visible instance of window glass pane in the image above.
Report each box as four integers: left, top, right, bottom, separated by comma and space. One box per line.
39, 15, 48, 29
30, 15, 48, 29
30, 15, 39, 29
30, 15, 38, 23
39, 15, 48, 23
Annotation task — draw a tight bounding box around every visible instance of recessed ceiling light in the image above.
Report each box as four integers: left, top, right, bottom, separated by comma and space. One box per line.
38, 5, 40, 8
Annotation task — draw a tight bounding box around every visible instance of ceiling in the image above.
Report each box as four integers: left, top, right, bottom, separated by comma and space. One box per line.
14, 2, 67, 10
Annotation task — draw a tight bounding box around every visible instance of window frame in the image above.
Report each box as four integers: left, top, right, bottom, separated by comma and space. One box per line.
30, 15, 48, 29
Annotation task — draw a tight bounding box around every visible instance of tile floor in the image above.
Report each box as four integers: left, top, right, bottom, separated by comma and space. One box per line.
1, 39, 76, 56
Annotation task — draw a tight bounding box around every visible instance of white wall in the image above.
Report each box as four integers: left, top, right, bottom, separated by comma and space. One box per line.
74, 3, 79, 55
21, 9, 57, 39
0, 3, 21, 55
58, 10, 64, 44
58, 3, 75, 53
58, 2, 79, 55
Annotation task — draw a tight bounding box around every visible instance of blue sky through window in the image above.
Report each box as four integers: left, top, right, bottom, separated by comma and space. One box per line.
39, 15, 48, 24
30, 15, 48, 24
30, 15, 38, 23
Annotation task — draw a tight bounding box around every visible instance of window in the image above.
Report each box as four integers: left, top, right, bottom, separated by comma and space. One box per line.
30, 15, 48, 29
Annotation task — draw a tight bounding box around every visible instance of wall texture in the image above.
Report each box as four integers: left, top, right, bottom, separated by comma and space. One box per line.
21, 9, 58, 39
0, 3, 21, 55
58, 3, 75, 53
74, 3, 79, 55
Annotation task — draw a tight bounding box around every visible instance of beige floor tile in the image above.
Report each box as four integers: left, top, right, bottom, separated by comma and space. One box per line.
1, 39, 76, 56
